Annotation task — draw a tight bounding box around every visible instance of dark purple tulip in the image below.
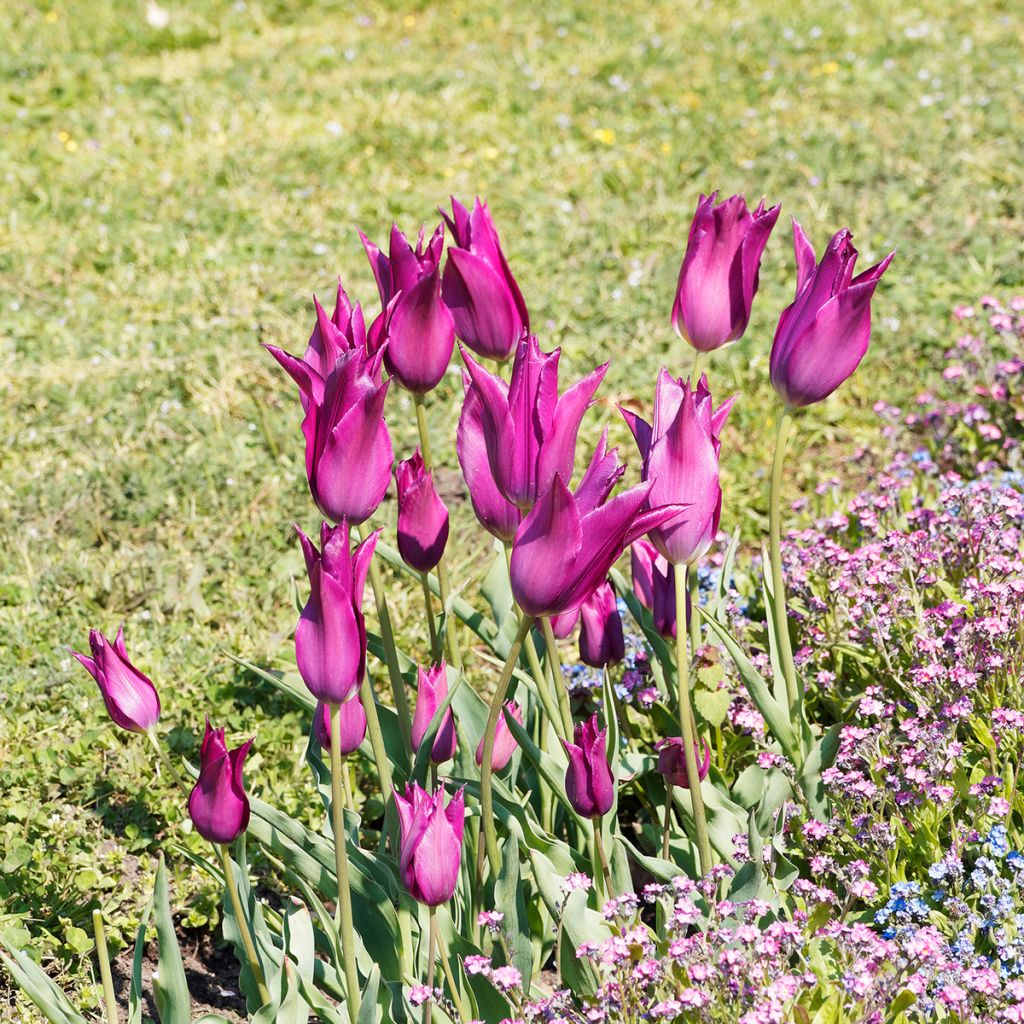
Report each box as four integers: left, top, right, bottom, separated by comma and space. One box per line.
394, 782, 465, 906
312, 696, 367, 756
187, 718, 252, 845
411, 664, 457, 765
462, 335, 608, 510
441, 197, 529, 361
770, 220, 895, 408
563, 714, 615, 819
672, 192, 780, 352
631, 539, 688, 639
71, 626, 160, 734
630, 538, 658, 610
395, 450, 449, 573
578, 581, 625, 668
475, 701, 523, 772
295, 523, 377, 705
656, 736, 712, 788
360, 223, 455, 394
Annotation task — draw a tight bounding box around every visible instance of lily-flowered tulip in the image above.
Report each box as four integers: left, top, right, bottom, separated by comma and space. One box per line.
622, 372, 735, 567
563, 714, 615, 819
475, 701, 523, 772
630, 539, 686, 639
441, 197, 529, 361
395, 450, 449, 573
312, 696, 367, 755
656, 736, 712, 788
295, 523, 377, 705
462, 335, 608, 509
411, 664, 457, 765
361, 223, 455, 394
394, 783, 465, 906
187, 718, 253, 844
72, 626, 160, 734
550, 582, 624, 667
770, 220, 895, 408
456, 372, 522, 542
672, 192, 780, 352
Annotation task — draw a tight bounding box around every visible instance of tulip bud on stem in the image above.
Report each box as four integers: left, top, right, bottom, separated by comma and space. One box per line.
91, 910, 119, 1024
217, 844, 271, 1008
541, 618, 575, 740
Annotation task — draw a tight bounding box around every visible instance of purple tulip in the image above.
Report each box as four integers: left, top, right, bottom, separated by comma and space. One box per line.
672, 192, 780, 352
622, 372, 734, 567
456, 371, 522, 542
295, 523, 377, 705
563, 714, 615, 819
475, 701, 523, 772
312, 696, 367, 756
462, 335, 608, 510
411, 664, 457, 765
71, 626, 160, 734
187, 718, 252, 845
441, 197, 529, 361
656, 736, 712, 788
770, 220, 895, 408
360, 223, 455, 394
630, 538, 658, 610
578, 581, 625, 668
394, 782, 465, 906
394, 450, 449, 573
630, 539, 688, 639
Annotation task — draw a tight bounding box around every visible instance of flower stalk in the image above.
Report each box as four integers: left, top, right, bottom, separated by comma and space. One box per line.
218, 844, 271, 1008
91, 910, 119, 1024
541, 617, 575, 740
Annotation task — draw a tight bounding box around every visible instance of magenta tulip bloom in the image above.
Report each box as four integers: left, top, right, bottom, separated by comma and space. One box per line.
578, 581, 625, 668
394, 450, 449, 573
475, 701, 523, 772
312, 696, 367, 755
295, 523, 377, 705
360, 223, 455, 394
411, 664, 457, 765
462, 335, 608, 510
622, 372, 734, 567
72, 627, 160, 734
187, 718, 252, 845
672, 192, 780, 352
630, 539, 687, 639
456, 372, 522, 542
656, 736, 711, 788
394, 782, 465, 906
563, 714, 615, 819
630, 538, 658, 610
441, 197, 529, 361
770, 221, 895, 408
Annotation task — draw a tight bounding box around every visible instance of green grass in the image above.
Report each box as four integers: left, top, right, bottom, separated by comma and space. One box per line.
1, 0, 1022, 1017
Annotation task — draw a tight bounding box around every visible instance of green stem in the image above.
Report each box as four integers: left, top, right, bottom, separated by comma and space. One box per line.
481, 615, 535, 874
218, 845, 271, 1007
91, 910, 119, 1024
433, 912, 468, 1022
423, 907, 437, 1024
420, 571, 439, 661
660, 784, 673, 861
674, 565, 713, 875
329, 703, 361, 1022
525, 622, 566, 742
592, 820, 613, 898
687, 563, 702, 658
541, 618, 574, 740
340, 755, 355, 813
691, 349, 705, 382
146, 730, 187, 795
358, 669, 396, 851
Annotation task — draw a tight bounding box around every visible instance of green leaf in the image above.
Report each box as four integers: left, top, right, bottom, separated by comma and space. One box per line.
63, 926, 93, 955
556, 890, 605, 997
799, 723, 842, 821
356, 965, 383, 1024
496, 830, 534, 990
0, 944, 88, 1024
152, 854, 191, 1024
693, 687, 731, 727
253, 961, 310, 1024
128, 902, 152, 1024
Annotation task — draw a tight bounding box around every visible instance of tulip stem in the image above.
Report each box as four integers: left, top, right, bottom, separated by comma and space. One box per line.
329, 703, 362, 1022
687, 564, 702, 658
592, 820, 614, 898
146, 730, 187, 795
423, 906, 437, 1024
340, 755, 355, 813
661, 784, 674, 861
420, 571, 440, 661
769, 409, 801, 729
358, 670, 396, 851
218, 844, 271, 1008
691, 350, 705, 383
673, 566, 713, 876
541, 618, 575, 740
481, 614, 535, 874
525, 623, 566, 743
91, 910, 119, 1024
432, 911, 468, 1022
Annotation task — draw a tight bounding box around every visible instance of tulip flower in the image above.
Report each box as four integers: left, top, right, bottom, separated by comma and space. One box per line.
622, 371, 735, 567
656, 736, 711, 788
456, 371, 522, 542
72, 626, 160, 734
411, 664, 457, 765
462, 335, 608, 509
394, 450, 449, 573
187, 718, 252, 844
441, 197, 529, 361
394, 782, 465, 906
770, 221, 895, 408
550, 582, 625, 667
631, 540, 688, 639
312, 696, 367, 755
295, 523, 377, 705
563, 714, 615, 819
630, 538, 658, 610
672, 192, 780, 352
360, 223, 455, 394
475, 701, 522, 772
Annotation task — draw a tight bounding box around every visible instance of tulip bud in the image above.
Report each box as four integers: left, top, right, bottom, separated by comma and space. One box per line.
312, 697, 367, 756
411, 664, 457, 765
656, 736, 712, 788
187, 718, 252, 844
770, 220, 894, 408
630, 538, 658, 610
563, 714, 615, 820
394, 783, 465, 906
578, 582, 625, 668
394, 450, 449, 573
672, 192, 780, 352
475, 701, 522, 772
71, 626, 160, 734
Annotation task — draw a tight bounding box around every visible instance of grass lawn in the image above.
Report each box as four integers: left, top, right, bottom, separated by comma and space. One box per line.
1, 0, 1022, 1018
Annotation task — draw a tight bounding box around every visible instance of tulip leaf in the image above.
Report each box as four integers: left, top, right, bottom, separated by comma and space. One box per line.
252, 961, 310, 1024
708, 526, 741, 622
128, 901, 152, 1024
356, 966, 383, 1024
283, 898, 317, 986
227, 654, 317, 712
617, 832, 697, 882
0, 944, 88, 1024
799, 723, 842, 821
481, 541, 515, 633
496, 829, 534, 991
152, 854, 192, 1024
556, 889, 605, 997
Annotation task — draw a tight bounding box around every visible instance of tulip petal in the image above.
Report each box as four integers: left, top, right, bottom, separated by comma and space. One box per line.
443, 248, 523, 361
386, 267, 456, 394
